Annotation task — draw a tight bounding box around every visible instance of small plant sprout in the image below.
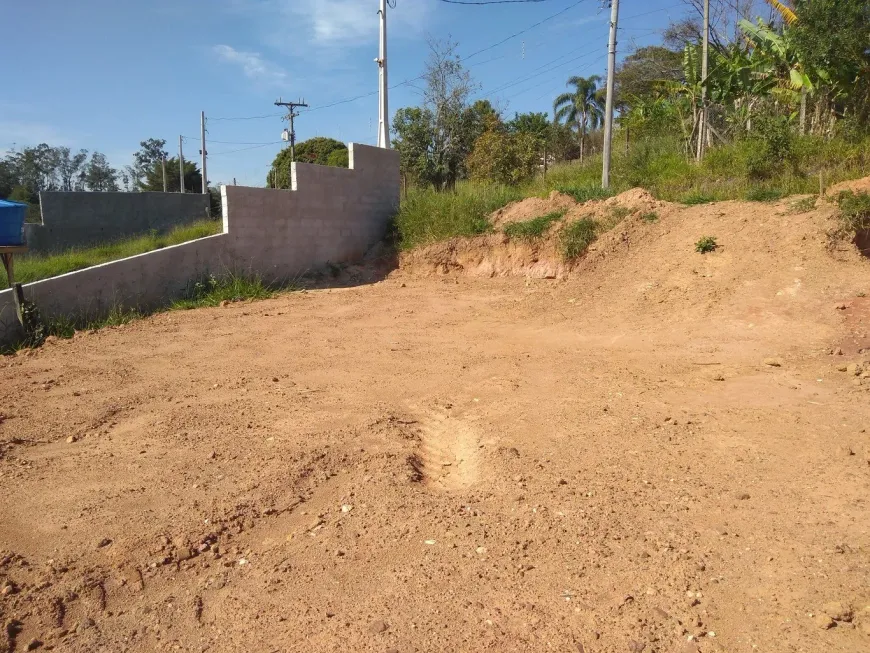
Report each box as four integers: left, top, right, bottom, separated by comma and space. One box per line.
695, 236, 718, 254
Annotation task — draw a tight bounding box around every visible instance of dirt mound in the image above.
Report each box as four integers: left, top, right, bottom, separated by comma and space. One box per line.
829, 176, 870, 195
489, 190, 576, 228
402, 188, 681, 279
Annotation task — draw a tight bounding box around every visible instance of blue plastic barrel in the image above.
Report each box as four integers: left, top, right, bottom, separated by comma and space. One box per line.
0, 199, 27, 246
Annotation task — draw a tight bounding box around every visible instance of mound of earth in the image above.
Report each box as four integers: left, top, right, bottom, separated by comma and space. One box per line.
402, 188, 680, 279
489, 190, 577, 229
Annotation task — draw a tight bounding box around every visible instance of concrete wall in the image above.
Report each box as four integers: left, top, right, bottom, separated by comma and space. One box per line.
25, 191, 211, 253
0, 144, 399, 346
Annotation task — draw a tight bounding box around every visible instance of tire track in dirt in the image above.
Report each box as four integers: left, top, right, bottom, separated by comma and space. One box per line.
406, 404, 481, 491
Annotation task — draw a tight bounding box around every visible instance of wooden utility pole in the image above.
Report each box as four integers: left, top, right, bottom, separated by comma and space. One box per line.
697, 0, 710, 161
601, 0, 619, 189
161, 155, 167, 192
274, 98, 309, 162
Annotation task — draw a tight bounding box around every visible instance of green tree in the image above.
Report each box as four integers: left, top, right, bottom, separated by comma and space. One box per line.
54, 147, 90, 191
141, 157, 200, 193
790, 0, 870, 125
133, 139, 168, 189
615, 46, 684, 109
553, 75, 604, 162
81, 152, 119, 191
507, 112, 550, 141
467, 130, 540, 185
266, 138, 349, 189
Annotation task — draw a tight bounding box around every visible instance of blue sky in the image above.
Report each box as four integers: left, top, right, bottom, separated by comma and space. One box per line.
1, 0, 695, 186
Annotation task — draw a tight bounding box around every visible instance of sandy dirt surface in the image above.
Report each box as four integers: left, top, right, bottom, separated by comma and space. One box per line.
2, 195, 870, 653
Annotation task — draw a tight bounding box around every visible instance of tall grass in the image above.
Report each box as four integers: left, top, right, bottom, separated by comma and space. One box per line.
4, 219, 222, 289
503, 209, 566, 239
394, 182, 524, 250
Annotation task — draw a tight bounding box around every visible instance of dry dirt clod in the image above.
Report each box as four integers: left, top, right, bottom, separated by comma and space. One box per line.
821, 601, 852, 622
368, 620, 388, 634
66, 435, 77, 444
763, 358, 783, 367
814, 613, 836, 630
736, 492, 750, 500
96, 538, 112, 549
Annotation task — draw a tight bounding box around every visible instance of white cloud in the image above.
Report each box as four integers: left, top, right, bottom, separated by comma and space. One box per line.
212, 44, 288, 84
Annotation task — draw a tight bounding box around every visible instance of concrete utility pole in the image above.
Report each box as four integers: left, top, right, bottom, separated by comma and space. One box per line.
274, 98, 309, 162
200, 111, 208, 194
161, 155, 167, 192
178, 136, 185, 193
376, 0, 391, 148
697, 0, 710, 161
601, 0, 619, 189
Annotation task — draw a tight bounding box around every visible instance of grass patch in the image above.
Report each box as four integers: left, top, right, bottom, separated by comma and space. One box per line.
553, 185, 615, 204
640, 211, 659, 223
835, 190, 870, 231
695, 236, 718, 253
609, 206, 633, 221
745, 187, 786, 202
503, 210, 566, 240
560, 218, 599, 260
681, 191, 715, 206
394, 182, 523, 250
171, 273, 277, 310
788, 196, 818, 214
4, 219, 222, 289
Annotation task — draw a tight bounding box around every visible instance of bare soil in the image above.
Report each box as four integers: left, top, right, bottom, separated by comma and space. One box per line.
2, 192, 870, 653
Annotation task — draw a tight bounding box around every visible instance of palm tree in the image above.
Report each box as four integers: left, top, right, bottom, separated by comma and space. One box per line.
553, 75, 604, 162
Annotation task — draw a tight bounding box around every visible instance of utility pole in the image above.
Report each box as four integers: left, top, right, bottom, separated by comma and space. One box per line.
161, 155, 167, 192
376, 0, 391, 148
178, 136, 185, 193
601, 0, 619, 189
200, 111, 208, 194
274, 98, 309, 162
697, 0, 710, 161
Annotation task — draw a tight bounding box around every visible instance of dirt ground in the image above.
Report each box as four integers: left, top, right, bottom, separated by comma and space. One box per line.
2, 192, 870, 653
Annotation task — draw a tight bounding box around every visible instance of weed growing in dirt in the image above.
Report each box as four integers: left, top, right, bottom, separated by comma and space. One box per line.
172, 273, 276, 309
695, 236, 718, 253
554, 185, 614, 204
560, 219, 598, 260
4, 219, 223, 289
681, 191, 715, 206
641, 211, 659, 223
503, 210, 566, 240
745, 187, 786, 202
788, 196, 817, 214
609, 206, 633, 221
835, 191, 870, 231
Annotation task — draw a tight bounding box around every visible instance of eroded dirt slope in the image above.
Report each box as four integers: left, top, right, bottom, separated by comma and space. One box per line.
1, 192, 869, 653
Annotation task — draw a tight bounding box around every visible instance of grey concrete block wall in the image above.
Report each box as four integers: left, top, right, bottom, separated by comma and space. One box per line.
0, 143, 399, 346
25, 191, 211, 254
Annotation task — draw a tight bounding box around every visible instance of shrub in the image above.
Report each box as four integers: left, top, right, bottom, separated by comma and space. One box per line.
560, 218, 598, 260
503, 210, 566, 239
835, 190, 870, 231
788, 196, 817, 214
640, 211, 659, 223
695, 236, 718, 253
467, 130, 540, 185
745, 115, 795, 180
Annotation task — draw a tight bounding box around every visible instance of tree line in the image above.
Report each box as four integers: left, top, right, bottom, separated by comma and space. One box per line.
386, 0, 868, 191
0, 138, 203, 206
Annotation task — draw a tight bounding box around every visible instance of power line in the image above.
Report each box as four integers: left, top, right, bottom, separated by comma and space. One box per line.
208, 143, 283, 156
208, 0, 588, 121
